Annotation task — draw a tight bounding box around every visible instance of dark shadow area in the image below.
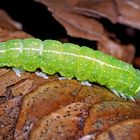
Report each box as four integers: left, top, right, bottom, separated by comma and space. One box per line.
0, 0, 66, 39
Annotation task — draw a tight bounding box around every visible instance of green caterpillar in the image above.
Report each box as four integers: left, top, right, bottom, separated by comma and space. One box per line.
0, 38, 140, 99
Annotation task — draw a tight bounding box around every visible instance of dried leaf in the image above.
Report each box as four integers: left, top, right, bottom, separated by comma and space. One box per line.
0, 96, 22, 140
74, 85, 123, 105
52, 11, 103, 41
0, 27, 32, 42
14, 80, 82, 140
73, 0, 140, 29
97, 35, 135, 63
96, 119, 140, 140
29, 102, 89, 140
84, 101, 140, 137
11, 73, 58, 97
35, 0, 104, 41
0, 10, 32, 41
73, 0, 118, 23
0, 68, 58, 103
0, 69, 30, 98
0, 9, 22, 31
116, 0, 140, 29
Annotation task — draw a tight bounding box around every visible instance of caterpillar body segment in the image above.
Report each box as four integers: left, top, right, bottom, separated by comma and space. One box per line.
0, 38, 140, 98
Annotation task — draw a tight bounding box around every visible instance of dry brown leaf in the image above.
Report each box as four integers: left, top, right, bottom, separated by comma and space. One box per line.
74, 85, 123, 105
97, 35, 135, 63
0, 9, 22, 31
73, 0, 118, 23
0, 68, 58, 104
35, 0, 104, 41
0, 69, 30, 98
53, 11, 103, 41
29, 102, 89, 140
0, 9, 32, 41
84, 101, 140, 137
96, 119, 140, 140
0, 68, 10, 76
116, 0, 140, 29
73, 0, 140, 29
0, 27, 32, 42
0, 96, 22, 140
10, 73, 58, 97
14, 80, 82, 140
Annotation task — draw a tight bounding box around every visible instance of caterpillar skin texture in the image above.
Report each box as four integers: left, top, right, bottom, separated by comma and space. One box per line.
0, 38, 140, 97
